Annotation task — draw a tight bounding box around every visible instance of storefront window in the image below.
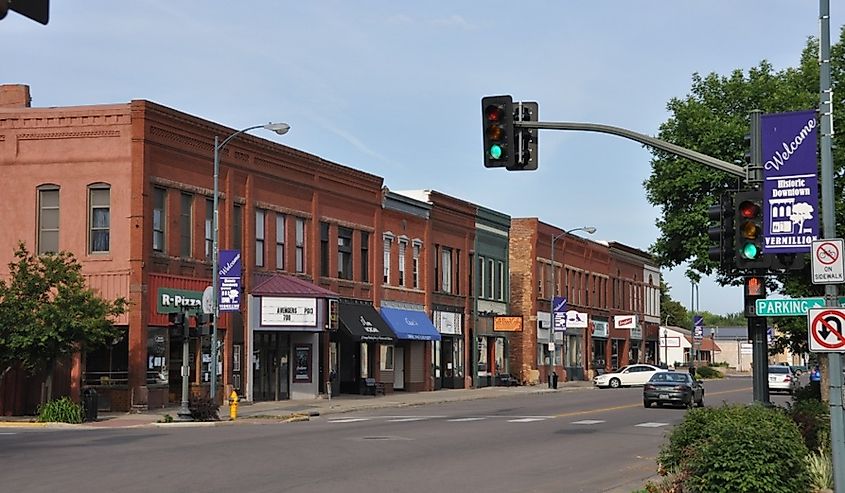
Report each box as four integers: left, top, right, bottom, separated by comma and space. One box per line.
494, 338, 505, 374
147, 327, 168, 385
360, 343, 368, 378
451, 338, 464, 377
84, 329, 129, 385
432, 340, 441, 378
566, 334, 582, 367
592, 339, 606, 370
477, 337, 489, 376
380, 345, 394, 371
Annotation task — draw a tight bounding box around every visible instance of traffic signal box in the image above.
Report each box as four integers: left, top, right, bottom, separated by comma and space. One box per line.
707, 193, 735, 268
510, 101, 538, 171
168, 312, 188, 339
734, 189, 768, 269
743, 275, 766, 317
482, 95, 515, 169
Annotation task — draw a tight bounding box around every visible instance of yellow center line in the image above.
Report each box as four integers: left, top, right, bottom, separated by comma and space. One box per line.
553, 386, 751, 419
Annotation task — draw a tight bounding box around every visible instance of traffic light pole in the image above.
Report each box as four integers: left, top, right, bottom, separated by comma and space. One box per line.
819, 3, 845, 490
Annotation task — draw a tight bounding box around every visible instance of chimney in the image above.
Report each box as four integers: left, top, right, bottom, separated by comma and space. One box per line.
0, 84, 32, 108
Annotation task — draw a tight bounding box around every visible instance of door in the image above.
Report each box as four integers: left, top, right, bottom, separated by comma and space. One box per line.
394, 347, 405, 390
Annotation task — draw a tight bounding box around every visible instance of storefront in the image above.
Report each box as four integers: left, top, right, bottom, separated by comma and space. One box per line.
472, 315, 516, 387
564, 310, 588, 380
536, 312, 564, 383
335, 300, 396, 394
379, 306, 440, 392
590, 317, 609, 373
433, 309, 464, 389
615, 315, 640, 365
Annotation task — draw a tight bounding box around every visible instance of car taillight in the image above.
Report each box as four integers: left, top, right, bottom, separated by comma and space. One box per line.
674, 385, 688, 391
784, 375, 791, 382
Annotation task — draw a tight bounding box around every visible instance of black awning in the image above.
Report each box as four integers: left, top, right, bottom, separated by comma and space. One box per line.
338, 302, 397, 343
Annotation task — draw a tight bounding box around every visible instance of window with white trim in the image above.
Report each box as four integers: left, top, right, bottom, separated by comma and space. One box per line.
89, 185, 110, 254
37, 185, 59, 254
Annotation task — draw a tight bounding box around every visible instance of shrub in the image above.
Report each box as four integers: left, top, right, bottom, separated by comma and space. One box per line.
793, 381, 821, 402
189, 395, 220, 421
806, 450, 833, 492
785, 398, 830, 453
694, 366, 723, 379
37, 396, 83, 424
659, 404, 810, 493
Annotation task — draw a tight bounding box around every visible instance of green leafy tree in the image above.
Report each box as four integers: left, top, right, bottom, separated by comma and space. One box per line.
644, 30, 845, 352
0, 243, 127, 400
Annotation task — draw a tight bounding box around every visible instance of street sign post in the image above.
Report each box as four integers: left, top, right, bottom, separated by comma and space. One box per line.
756, 296, 845, 317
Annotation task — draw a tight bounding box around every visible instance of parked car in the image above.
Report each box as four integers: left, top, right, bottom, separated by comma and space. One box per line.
643, 371, 704, 408
768, 365, 798, 394
593, 364, 667, 389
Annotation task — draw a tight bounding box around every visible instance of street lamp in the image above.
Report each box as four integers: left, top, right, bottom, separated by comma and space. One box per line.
210, 122, 290, 401
549, 226, 596, 388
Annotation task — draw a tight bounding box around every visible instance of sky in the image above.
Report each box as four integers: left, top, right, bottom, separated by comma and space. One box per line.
2, 1, 842, 315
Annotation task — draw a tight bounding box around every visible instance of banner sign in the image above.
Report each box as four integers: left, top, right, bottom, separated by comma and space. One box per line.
219, 250, 241, 312
761, 110, 819, 253
552, 296, 567, 331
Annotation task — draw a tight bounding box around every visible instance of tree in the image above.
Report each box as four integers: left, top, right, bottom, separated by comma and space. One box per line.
0, 243, 127, 400
644, 29, 845, 353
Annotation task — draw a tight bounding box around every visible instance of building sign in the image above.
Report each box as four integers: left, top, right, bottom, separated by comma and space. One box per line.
328, 299, 339, 330
592, 319, 609, 338
156, 287, 203, 314
630, 326, 642, 340
614, 315, 637, 330
761, 110, 819, 253
260, 297, 317, 327
565, 310, 589, 329
219, 249, 242, 311
494, 316, 523, 332
435, 311, 462, 335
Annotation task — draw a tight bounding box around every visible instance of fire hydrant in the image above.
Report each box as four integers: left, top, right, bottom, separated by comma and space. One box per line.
228, 390, 239, 421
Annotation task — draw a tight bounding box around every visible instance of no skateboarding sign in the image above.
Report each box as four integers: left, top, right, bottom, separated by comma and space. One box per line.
807, 308, 845, 352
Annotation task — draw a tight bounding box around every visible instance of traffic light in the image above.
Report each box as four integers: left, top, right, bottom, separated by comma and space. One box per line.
195, 314, 212, 337
482, 95, 515, 168
743, 275, 766, 317
0, 0, 49, 24
168, 312, 188, 339
509, 101, 538, 171
707, 193, 735, 268
734, 189, 768, 269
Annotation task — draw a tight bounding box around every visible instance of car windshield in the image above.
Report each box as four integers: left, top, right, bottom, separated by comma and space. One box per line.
769, 366, 789, 374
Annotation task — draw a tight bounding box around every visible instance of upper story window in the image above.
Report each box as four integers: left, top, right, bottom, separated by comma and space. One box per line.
398, 239, 407, 286
37, 185, 59, 255
338, 227, 353, 280
440, 247, 453, 294
383, 234, 393, 284
276, 213, 285, 271
360, 231, 369, 282
152, 187, 166, 253
412, 242, 421, 289
255, 209, 266, 267
205, 198, 213, 260
320, 222, 330, 277
232, 204, 243, 251
180, 193, 193, 258
478, 256, 486, 298
497, 261, 505, 301
486, 259, 495, 299
89, 185, 110, 254
295, 218, 305, 273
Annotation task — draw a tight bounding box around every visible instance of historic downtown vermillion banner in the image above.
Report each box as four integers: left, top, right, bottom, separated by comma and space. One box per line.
761, 110, 819, 254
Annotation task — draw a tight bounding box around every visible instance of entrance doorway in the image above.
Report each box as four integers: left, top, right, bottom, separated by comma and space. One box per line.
253, 331, 290, 401
394, 346, 405, 390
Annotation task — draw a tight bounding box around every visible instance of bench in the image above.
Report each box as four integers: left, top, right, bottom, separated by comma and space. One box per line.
495, 374, 520, 387
363, 377, 385, 396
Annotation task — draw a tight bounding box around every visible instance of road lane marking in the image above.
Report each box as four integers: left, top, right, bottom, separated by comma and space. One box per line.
0, 432, 17, 435
448, 417, 485, 422
554, 386, 750, 418
328, 418, 370, 423
387, 417, 431, 422
508, 418, 547, 423
571, 419, 605, 425
635, 422, 669, 428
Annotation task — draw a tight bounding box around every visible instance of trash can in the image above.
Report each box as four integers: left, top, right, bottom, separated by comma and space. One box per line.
82, 388, 98, 422
550, 372, 558, 389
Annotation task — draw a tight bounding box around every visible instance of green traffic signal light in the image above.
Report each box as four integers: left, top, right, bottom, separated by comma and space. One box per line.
741, 242, 760, 260
489, 144, 503, 160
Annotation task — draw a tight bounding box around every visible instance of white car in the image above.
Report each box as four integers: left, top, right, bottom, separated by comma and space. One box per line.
593, 364, 668, 389
768, 365, 798, 394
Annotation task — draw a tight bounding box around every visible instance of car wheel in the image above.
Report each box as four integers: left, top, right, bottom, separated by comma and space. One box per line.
643, 400, 651, 408
609, 378, 621, 389
696, 394, 704, 408
686, 397, 694, 409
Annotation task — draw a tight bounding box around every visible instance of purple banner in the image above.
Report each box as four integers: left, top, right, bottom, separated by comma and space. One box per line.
219, 249, 241, 312
761, 110, 819, 254
552, 296, 567, 331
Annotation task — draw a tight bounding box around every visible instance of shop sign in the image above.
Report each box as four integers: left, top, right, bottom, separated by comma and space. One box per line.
219, 249, 241, 312
494, 316, 523, 332
157, 287, 203, 314
566, 310, 589, 328
614, 315, 637, 329
592, 319, 609, 338
328, 299, 339, 330
260, 297, 317, 326
435, 311, 462, 335
630, 326, 643, 340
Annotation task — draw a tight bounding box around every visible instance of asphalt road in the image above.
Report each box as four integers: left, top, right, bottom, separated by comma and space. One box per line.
2, 376, 789, 493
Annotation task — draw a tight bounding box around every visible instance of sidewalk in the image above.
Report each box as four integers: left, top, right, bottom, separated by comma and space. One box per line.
0, 380, 594, 430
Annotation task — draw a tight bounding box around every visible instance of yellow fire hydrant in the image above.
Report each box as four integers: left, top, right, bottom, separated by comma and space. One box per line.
228, 390, 239, 421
